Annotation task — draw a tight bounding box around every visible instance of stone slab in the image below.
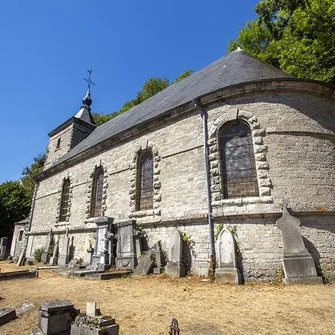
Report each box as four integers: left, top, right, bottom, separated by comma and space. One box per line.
165, 262, 185, 278
85, 271, 132, 280
0, 308, 17, 326
283, 277, 323, 285
215, 268, 240, 284
0, 269, 37, 281
133, 253, 154, 276
71, 324, 119, 335
71, 269, 106, 277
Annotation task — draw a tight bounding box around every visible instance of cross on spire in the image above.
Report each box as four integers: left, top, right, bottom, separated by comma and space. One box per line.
83, 69, 95, 91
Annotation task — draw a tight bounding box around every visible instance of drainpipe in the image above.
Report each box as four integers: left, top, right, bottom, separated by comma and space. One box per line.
193, 98, 216, 277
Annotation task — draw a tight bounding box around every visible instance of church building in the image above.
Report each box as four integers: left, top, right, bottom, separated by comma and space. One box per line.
21, 49, 334, 281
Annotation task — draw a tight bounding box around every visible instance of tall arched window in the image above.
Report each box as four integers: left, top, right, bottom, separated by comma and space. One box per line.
59, 178, 71, 221
90, 166, 104, 217
136, 150, 153, 211
219, 120, 259, 199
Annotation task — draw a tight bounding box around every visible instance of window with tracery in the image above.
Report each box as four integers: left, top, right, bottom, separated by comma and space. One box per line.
219, 120, 259, 199
59, 178, 71, 221
90, 166, 104, 217
136, 150, 153, 211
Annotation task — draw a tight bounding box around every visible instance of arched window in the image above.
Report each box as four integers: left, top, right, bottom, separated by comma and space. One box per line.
136, 150, 153, 211
90, 166, 104, 217
59, 178, 71, 221
219, 120, 259, 199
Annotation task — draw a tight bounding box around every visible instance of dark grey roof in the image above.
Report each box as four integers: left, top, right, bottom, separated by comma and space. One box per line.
51, 49, 293, 168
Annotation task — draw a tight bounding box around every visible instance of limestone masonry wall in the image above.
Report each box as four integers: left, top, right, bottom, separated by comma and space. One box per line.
28, 85, 335, 280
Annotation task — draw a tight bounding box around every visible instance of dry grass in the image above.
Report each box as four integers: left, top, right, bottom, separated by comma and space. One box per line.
0, 261, 335, 335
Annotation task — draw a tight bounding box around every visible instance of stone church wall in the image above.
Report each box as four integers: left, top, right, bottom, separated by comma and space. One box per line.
28, 84, 335, 280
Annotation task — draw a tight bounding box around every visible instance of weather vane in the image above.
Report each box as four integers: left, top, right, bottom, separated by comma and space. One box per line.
84, 69, 95, 90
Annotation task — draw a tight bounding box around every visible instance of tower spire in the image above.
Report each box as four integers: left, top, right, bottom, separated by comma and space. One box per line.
82, 69, 95, 106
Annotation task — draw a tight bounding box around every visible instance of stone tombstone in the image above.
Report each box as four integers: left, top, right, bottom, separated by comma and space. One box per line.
165, 228, 185, 277
86, 302, 97, 317
0, 308, 17, 326
151, 241, 165, 274
215, 228, 240, 284
133, 252, 154, 276
49, 239, 59, 266
58, 229, 70, 267
31, 299, 80, 335
0, 237, 8, 259
41, 230, 53, 264
87, 217, 114, 271
115, 220, 137, 268
276, 199, 322, 285
71, 313, 119, 335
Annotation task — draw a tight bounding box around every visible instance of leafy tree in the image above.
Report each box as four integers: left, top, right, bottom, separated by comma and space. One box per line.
228, 0, 335, 83
21, 154, 46, 201
171, 69, 194, 85
92, 70, 193, 126
0, 181, 30, 239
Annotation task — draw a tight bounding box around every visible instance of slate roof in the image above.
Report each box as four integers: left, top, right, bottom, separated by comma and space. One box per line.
51, 49, 293, 168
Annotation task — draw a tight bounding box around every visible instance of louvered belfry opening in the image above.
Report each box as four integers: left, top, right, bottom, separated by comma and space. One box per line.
136, 150, 154, 211
90, 166, 104, 217
219, 120, 259, 199
59, 178, 71, 221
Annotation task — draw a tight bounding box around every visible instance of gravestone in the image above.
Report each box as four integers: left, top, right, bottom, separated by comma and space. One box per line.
49, 239, 59, 266
31, 299, 80, 335
165, 228, 185, 277
133, 252, 154, 276
70, 302, 119, 335
0, 237, 8, 259
276, 200, 322, 285
0, 308, 17, 326
115, 220, 137, 268
58, 229, 70, 267
41, 230, 53, 264
215, 228, 240, 284
87, 217, 114, 271
151, 241, 165, 274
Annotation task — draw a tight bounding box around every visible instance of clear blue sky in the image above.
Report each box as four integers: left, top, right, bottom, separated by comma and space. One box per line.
0, 0, 259, 183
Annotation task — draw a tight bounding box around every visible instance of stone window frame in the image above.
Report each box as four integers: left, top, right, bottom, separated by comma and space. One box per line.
208, 107, 273, 206
129, 140, 162, 219
85, 162, 108, 219
55, 174, 74, 223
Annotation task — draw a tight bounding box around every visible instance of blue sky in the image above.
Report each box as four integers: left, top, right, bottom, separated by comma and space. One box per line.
0, 0, 259, 183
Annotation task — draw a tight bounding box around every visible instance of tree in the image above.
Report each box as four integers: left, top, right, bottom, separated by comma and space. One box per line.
21, 154, 46, 201
171, 69, 194, 85
228, 0, 335, 83
92, 69, 193, 126
0, 181, 30, 238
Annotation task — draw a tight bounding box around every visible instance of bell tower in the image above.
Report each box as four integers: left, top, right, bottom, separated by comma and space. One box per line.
44, 70, 96, 170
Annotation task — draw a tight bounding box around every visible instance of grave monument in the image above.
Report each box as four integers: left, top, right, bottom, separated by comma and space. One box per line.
276, 200, 322, 285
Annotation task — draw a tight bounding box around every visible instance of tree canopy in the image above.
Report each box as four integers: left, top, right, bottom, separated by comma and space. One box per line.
92, 69, 193, 126
0, 181, 30, 239
228, 0, 335, 83
0, 154, 45, 239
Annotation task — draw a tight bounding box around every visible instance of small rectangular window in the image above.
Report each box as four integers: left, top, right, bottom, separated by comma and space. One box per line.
18, 230, 24, 241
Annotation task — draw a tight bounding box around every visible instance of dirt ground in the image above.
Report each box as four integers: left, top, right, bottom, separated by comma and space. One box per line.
0, 262, 335, 335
